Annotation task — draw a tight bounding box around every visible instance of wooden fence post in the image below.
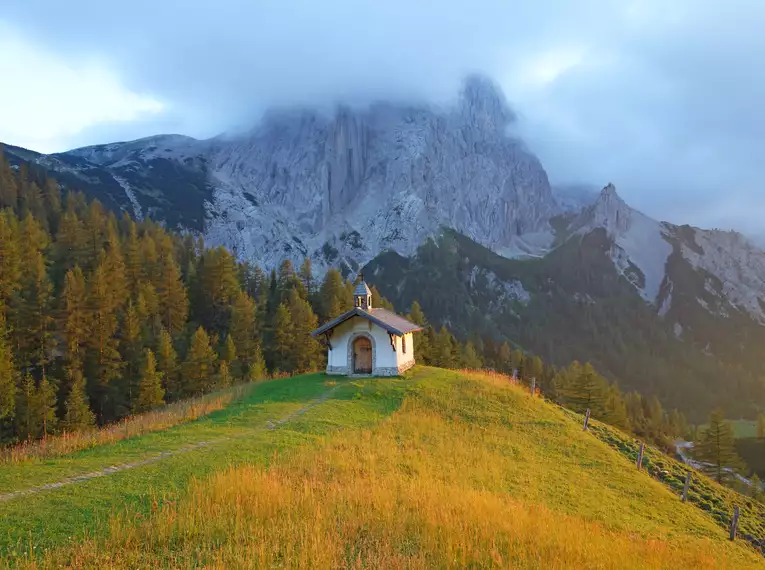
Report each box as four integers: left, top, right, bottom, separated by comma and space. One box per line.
636, 442, 645, 470
730, 506, 740, 541
583, 408, 591, 431
530, 377, 536, 397
682, 472, 691, 502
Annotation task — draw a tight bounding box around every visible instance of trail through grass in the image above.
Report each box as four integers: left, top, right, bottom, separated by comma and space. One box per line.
0, 373, 410, 559
6, 367, 762, 569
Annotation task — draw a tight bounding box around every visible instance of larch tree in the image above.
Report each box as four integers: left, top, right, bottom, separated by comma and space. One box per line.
287, 289, 321, 372
157, 254, 188, 335
135, 349, 165, 413
18, 251, 55, 376
318, 269, 346, 322
461, 341, 482, 369
271, 303, 294, 372
62, 369, 95, 432
85, 261, 123, 421
229, 291, 259, 380
61, 266, 88, 377
181, 327, 218, 396
0, 330, 16, 422
695, 409, 743, 484
155, 328, 179, 401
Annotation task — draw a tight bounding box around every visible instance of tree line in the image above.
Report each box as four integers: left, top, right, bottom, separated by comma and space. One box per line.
0, 149, 691, 454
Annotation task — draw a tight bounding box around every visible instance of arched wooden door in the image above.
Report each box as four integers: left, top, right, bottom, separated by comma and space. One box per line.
352, 336, 373, 374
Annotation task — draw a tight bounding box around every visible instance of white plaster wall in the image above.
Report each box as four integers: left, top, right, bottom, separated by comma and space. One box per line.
396, 332, 415, 368
327, 316, 399, 368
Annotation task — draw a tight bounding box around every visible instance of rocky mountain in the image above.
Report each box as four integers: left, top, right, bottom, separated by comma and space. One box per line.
4, 74, 765, 418
4, 75, 560, 272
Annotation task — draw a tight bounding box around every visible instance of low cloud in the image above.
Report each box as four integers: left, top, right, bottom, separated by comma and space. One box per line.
1, 0, 764, 231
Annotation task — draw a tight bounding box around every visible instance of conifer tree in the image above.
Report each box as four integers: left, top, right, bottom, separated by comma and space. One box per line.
318, 269, 346, 322
18, 251, 55, 376
0, 329, 16, 422
221, 334, 237, 365
497, 342, 513, 374
695, 409, 743, 484
135, 349, 165, 413
218, 360, 232, 389
157, 254, 188, 334
287, 289, 321, 372
757, 413, 765, 439
247, 345, 267, 381
560, 362, 607, 415
0, 211, 21, 319
120, 300, 143, 408
603, 385, 630, 431
62, 370, 95, 432
299, 257, 314, 297
229, 291, 259, 379
181, 327, 218, 396
461, 341, 482, 369
86, 261, 123, 420
434, 326, 455, 368
14, 375, 57, 440
156, 328, 179, 400
61, 266, 88, 376
407, 302, 430, 362
198, 247, 239, 330
271, 303, 294, 371
750, 474, 764, 503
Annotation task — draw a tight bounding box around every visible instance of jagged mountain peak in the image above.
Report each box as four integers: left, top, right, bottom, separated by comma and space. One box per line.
459, 74, 515, 132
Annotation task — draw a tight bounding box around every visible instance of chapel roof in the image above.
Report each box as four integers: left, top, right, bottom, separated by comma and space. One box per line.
311, 307, 422, 337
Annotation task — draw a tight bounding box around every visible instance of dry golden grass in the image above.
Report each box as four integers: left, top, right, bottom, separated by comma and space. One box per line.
1, 383, 255, 465
15, 368, 763, 569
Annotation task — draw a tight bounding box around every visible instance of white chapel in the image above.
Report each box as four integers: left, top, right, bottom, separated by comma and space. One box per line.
311, 278, 421, 376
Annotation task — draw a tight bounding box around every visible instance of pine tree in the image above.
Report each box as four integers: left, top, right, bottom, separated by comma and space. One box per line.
18, 251, 55, 376
461, 341, 482, 369
135, 349, 165, 413
14, 375, 57, 440
85, 261, 123, 421
61, 266, 88, 376
434, 326, 455, 368
757, 413, 765, 439
156, 254, 188, 334
497, 342, 512, 374
156, 328, 179, 401
560, 362, 607, 415
695, 409, 744, 484
247, 345, 267, 381
0, 329, 16, 422
62, 369, 95, 432
0, 211, 21, 320
271, 303, 294, 371
229, 291, 259, 379
217, 360, 232, 389
181, 327, 218, 396
221, 334, 237, 365
299, 257, 314, 297
750, 473, 764, 503
603, 385, 630, 431
287, 289, 322, 372
318, 269, 346, 322
120, 300, 143, 410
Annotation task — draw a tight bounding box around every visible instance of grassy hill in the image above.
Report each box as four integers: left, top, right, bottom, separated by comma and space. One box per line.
1, 367, 762, 568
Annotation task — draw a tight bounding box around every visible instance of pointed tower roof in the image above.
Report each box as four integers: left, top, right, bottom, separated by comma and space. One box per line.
354, 280, 372, 297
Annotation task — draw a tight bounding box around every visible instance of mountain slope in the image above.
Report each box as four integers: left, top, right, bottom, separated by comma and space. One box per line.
6, 369, 762, 568
365, 226, 765, 420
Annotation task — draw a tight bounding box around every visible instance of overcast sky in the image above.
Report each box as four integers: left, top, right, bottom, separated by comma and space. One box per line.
1, 0, 763, 233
